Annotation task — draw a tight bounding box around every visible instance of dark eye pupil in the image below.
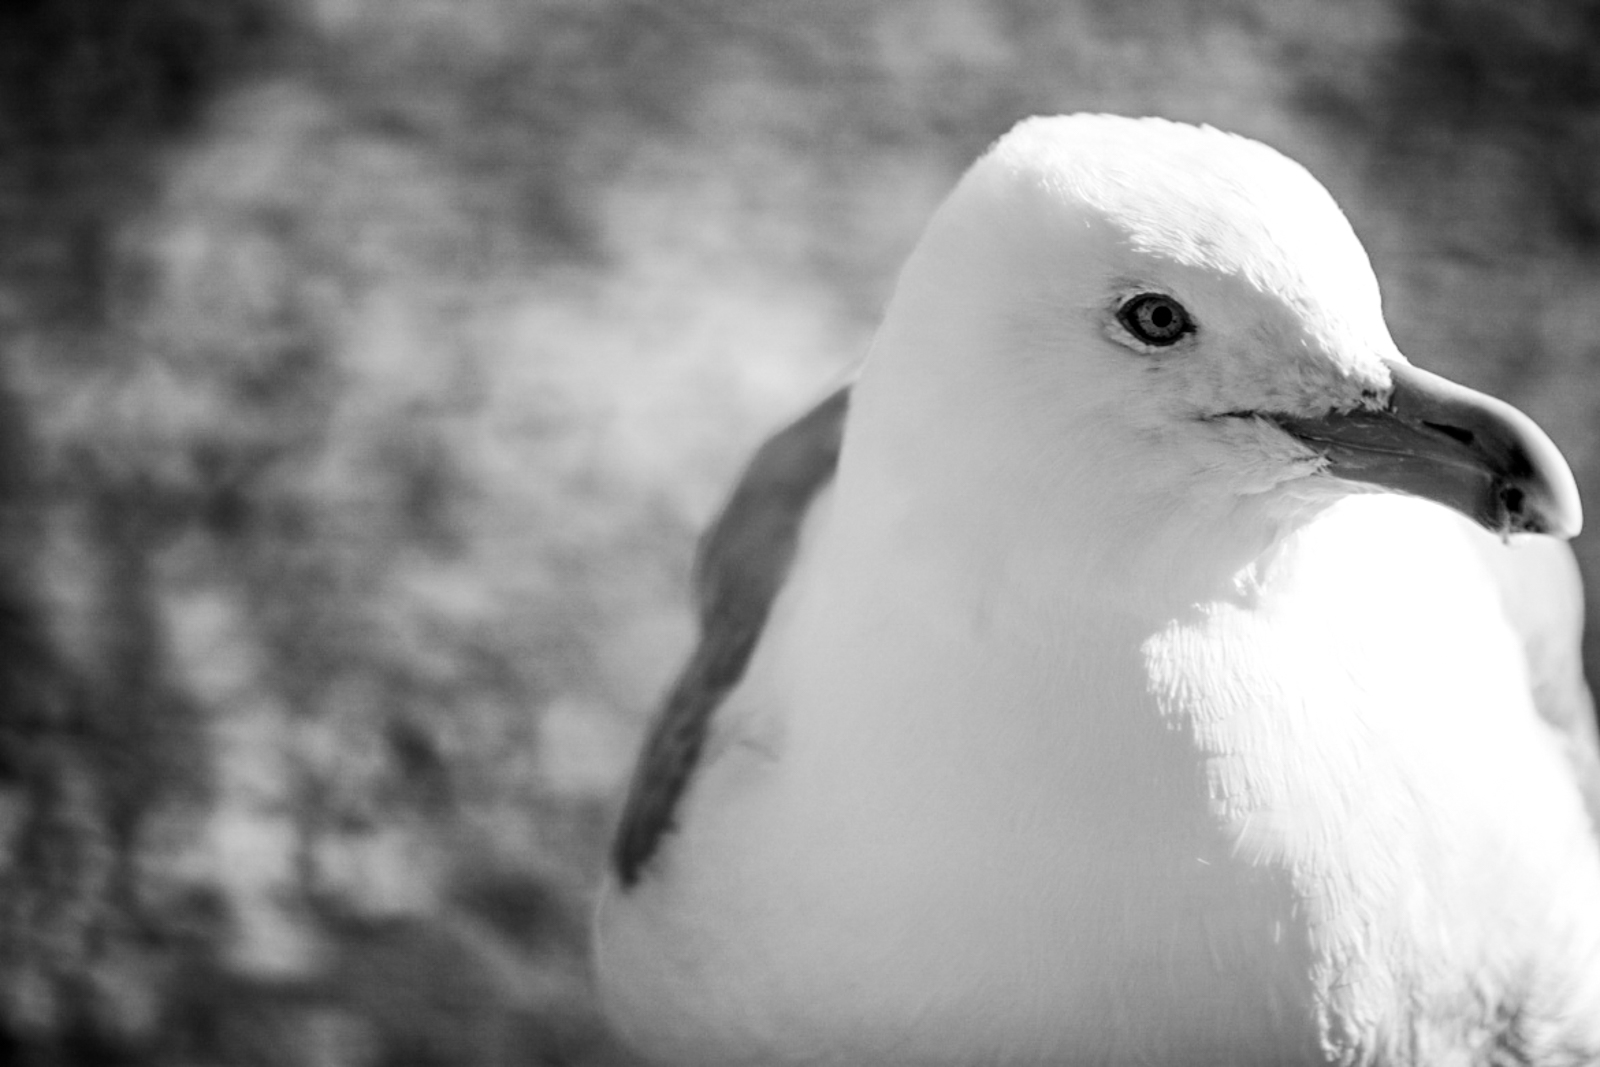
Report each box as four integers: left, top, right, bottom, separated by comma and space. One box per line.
1118, 293, 1191, 346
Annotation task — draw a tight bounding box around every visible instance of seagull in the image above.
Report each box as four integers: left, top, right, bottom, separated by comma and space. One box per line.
591, 115, 1600, 1065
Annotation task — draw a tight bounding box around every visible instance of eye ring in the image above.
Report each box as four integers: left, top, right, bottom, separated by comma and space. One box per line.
1117, 293, 1193, 347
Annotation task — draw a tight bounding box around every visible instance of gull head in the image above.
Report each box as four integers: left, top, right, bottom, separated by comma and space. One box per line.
861, 114, 1580, 542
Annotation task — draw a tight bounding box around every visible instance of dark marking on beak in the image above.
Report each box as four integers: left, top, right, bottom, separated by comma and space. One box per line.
1262, 360, 1582, 539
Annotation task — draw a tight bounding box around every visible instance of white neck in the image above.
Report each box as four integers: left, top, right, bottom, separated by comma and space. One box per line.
741, 363, 1330, 1060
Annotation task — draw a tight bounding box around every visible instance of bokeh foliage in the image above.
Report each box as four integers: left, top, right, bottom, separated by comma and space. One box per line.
0, 1, 1597, 1064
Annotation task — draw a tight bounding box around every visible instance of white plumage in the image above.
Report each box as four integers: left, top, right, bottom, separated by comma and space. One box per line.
593, 114, 1600, 1065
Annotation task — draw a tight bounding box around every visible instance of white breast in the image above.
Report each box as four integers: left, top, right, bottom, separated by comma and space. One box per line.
594, 494, 1600, 1065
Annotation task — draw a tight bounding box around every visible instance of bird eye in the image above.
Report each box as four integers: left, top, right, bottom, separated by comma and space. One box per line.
1117, 293, 1193, 346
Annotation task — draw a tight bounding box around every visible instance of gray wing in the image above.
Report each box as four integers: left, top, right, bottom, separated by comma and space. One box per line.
610, 385, 851, 887
1469, 528, 1600, 834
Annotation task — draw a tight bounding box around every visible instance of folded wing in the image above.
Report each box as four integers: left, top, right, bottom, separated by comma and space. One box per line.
609, 385, 852, 886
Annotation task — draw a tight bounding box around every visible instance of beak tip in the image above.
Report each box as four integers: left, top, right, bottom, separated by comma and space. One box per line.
1499, 410, 1583, 541
1515, 474, 1583, 540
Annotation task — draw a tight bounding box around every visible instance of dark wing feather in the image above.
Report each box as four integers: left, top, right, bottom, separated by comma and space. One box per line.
610, 385, 851, 887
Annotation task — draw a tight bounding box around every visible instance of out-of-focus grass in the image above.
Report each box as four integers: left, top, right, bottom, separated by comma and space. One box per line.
0, 1, 1597, 1064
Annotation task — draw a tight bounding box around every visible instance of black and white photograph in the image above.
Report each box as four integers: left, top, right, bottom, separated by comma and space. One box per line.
1, 2, 1599, 1065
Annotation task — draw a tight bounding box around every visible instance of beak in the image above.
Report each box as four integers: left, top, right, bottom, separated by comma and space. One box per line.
1266, 360, 1582, 539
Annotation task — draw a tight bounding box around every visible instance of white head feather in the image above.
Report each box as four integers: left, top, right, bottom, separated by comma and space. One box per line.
850, 116, 1410, 567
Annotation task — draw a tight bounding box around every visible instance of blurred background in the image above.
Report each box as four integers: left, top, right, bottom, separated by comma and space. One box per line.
1, 0, 1598, 1063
